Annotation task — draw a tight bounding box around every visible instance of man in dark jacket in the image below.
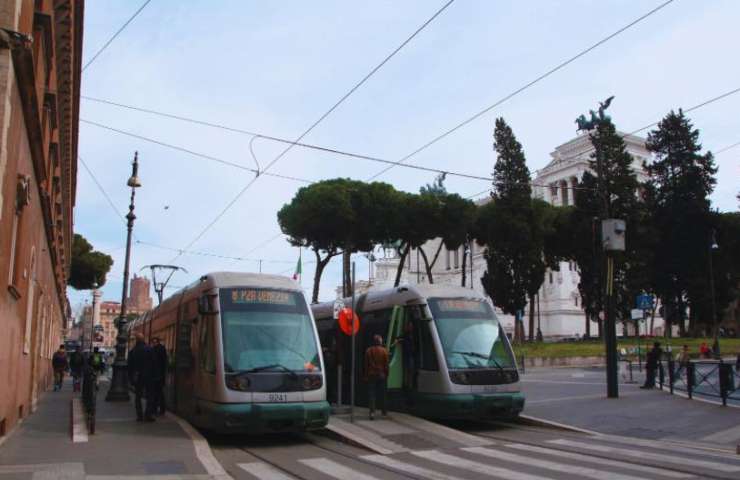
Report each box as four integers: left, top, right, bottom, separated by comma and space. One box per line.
151, 337, 168, 416
641, 341, 663, 389
128, 333, 156, 422
52, 345, 68, 391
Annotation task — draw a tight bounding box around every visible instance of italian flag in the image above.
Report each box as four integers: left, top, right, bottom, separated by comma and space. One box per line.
292, 254, 302, 281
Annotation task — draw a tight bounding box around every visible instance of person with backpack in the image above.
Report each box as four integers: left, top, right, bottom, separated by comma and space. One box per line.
69, 349, 84, 392
89, 347, 106, 375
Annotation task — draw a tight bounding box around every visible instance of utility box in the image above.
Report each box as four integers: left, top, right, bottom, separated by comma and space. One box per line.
602, 219, 626, 251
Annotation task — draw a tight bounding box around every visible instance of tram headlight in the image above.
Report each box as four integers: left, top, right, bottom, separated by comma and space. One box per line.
225, 375, 250, 391
303, 375, 323, 390
449, 371, 470, 385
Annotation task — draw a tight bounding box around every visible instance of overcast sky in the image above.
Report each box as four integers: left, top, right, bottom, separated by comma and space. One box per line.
69, 0, 740, 313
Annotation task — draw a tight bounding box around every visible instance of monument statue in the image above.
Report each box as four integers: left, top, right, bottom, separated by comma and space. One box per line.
575, 96, 615, 132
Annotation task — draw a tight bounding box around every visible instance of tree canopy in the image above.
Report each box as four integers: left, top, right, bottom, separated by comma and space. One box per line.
69, 234, 113, 290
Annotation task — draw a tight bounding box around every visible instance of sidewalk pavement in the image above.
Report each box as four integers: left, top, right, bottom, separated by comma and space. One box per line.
520, 366, 740, 451
0, 379, 227, 480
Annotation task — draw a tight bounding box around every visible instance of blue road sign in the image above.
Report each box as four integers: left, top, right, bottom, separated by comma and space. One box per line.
636, 294, 654, 310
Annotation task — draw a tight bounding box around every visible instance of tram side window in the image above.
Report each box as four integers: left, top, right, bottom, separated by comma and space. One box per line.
199, 317, 217, 374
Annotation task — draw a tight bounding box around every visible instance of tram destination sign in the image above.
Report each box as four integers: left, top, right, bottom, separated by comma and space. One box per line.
436, 298, 487, 314
230, 288, 296, 306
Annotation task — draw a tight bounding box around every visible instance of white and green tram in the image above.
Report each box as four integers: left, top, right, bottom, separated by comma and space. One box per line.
312, 284, 524, 420
128, 272, 330, 433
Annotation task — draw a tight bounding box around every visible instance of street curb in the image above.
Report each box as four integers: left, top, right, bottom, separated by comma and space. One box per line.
517, 414, 603, 436
71, 398, 88, 443
166, 412, 233, 480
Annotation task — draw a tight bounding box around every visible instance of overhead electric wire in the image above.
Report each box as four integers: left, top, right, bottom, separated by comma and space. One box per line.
169, 0, 456, 263
715, 140, 740, 155
367, 0, 676, 181
81, 119, 313, 184
82, 0, 153, 72
136, 239, 295, 264
626, 86, 740, 136
79, 156, 127, 223
82, 100, 497, 182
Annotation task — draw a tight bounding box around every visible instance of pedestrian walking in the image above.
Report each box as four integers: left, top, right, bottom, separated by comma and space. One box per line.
674, 344, 690, 379
69, 349, 84, 392
128, 333, 156, 422
51, 345, 68, 391
151, 337, 168, 416
363, 334, 389, 420
640, 341, 662, 389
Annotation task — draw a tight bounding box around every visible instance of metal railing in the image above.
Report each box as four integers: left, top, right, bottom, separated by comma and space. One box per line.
657, 359, 738, 407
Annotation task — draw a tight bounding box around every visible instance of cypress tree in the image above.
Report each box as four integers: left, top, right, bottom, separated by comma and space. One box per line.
480, 118, 543, 342
645, 110, 717, 335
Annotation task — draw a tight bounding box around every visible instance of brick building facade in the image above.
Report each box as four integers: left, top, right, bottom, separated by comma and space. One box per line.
0, 0, 82, 437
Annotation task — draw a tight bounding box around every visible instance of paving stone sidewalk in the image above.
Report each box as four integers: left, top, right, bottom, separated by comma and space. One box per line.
0, 380, 216, 480
521, 366, 740, 450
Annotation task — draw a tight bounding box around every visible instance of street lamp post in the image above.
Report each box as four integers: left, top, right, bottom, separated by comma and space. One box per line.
709, 229, 719, 357
106, 152, 141, 402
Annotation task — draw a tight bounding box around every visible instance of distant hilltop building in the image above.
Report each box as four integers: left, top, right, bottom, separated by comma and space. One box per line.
370, 132, 671, 339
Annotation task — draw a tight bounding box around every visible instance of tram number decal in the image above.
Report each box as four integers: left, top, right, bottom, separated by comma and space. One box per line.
268, 393, 288, 402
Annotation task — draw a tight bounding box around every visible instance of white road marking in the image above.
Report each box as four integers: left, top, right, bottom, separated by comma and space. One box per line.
506, 443, 693, 478
602, 434, 740, 459
701, 423, 740, 444
166, 412, 232, 480
411, 449, 555, 480
548, 438, 740, 473
362, 454, 466, 480
465, 446, 646, 480
237, 462, 296, 480
299, 458, 380, 480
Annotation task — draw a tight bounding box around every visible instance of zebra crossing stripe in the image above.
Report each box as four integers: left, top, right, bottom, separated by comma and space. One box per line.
548, 439, 740, 473
505, 443, 693, 478
237, 462, 295, 480
362, 454, 466, 480
299, 458, 381, 480
464, 447, 646, 480
411, 450, 556, 480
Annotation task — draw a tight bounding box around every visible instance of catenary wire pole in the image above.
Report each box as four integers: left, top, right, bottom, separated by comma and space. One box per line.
141, 265, 187, 304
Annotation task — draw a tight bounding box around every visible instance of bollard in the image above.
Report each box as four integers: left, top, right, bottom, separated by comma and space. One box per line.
687, 363, 694, 399
668, 359, 674, 394
719, 362, 731, 407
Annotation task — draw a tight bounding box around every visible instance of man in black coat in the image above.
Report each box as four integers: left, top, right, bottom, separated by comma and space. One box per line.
641, 341, 663, 389
128, 333, 156, 422
151, 337, 168, 416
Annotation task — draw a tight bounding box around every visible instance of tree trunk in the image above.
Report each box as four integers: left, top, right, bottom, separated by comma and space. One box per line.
597, 317, 603, 338
528, 293, 536, 342
394, 243, 410, 287
461, 242, 468, 287
311, 249, 331, 304
418, 247, 433, 284
585, 311, 591, 338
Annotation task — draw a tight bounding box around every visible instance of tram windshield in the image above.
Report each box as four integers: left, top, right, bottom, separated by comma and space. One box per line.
428, 297, 515, 370
220, 288, 321, 373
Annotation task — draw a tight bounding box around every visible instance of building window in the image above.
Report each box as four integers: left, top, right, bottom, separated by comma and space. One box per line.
8, 175, 31, 298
